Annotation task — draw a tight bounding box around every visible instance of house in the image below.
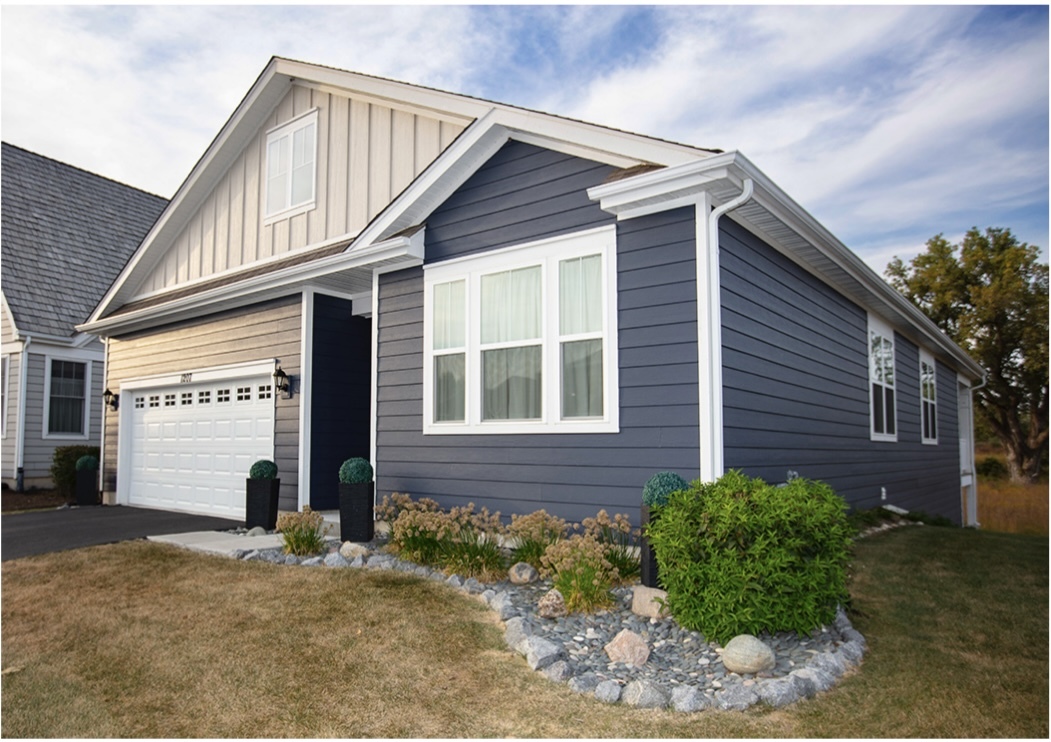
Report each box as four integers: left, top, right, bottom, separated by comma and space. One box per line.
1, 143, 167, 490
78, 57, 984, 526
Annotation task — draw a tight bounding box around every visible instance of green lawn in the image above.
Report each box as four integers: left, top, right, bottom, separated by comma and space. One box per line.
1, 525, 1047, 738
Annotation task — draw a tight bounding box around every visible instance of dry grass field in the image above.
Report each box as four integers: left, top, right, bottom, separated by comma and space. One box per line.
2, 526, 1047, 738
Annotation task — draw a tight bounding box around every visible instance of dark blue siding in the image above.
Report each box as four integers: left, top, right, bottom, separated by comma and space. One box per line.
720, 218, 962, 522
374, 141, 700, 523
310, 294, 371, 509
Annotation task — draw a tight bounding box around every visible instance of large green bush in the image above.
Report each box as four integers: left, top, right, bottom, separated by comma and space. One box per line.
50, 446, 100, 497
645, 470, 852, 644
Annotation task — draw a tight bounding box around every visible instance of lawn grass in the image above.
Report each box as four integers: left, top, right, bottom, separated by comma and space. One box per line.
2, 527, 1047, 738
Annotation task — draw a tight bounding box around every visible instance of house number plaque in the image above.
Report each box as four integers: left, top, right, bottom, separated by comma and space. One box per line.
180, 373, 193, 383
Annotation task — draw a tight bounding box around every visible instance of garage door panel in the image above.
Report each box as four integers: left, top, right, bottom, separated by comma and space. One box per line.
128, 375, 275, 518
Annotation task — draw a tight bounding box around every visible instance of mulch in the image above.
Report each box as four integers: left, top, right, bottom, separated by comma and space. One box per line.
1, 489, 72, 513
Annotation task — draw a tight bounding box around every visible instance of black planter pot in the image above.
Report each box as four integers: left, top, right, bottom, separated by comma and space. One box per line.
75, 469, 98, 506
245, 478, 280, 530
640, 504, 662, 589
339, 482, 375, 543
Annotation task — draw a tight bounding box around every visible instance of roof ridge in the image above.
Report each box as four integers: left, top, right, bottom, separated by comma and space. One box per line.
1, 141, 170, 202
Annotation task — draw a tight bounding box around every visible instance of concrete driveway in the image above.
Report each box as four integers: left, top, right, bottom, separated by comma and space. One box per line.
1, 505, 240, 561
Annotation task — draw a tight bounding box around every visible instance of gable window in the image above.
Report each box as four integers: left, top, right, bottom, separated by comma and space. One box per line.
920, 350, 938, 444
424, 226, 619, 435
868, 315, 896, 441
45, 358, 89, 437
265, 110, 318, 220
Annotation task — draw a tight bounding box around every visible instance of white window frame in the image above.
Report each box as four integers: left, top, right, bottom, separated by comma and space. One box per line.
1, 354, 9, 439
264, 109, 319, 223
423, 225, 619, 435
43, 355, 91, 440
868, 314, 897, 442
920, 349, 938, 445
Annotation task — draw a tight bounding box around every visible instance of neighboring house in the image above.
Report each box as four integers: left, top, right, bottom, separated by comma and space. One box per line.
79, 57, 984, 526
1, 143, 168, 490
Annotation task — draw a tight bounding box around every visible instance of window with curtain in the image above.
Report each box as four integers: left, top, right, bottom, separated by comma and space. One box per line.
868, 315, 896, 441
265, 111, 317, 218
920, 351, 938, 444
47, 359, 86, 435
423, 226, 619, 435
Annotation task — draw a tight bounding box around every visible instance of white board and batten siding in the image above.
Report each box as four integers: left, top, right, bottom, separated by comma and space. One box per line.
137, 84, 466, 296
104, 297, 302, 518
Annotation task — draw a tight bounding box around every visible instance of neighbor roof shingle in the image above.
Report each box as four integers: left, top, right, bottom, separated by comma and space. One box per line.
1, 142, 168, 337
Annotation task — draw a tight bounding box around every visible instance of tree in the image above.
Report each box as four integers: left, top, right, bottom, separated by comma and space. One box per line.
886, 227, 1048, 483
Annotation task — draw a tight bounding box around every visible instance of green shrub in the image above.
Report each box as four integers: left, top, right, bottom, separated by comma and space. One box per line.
976, 456, 1009, 480
642, 471, 689, 507
508, 509, 567, 569
646, 470, 852, 644
75, 455, 99, 472
277, 506, 326, 556
339, 457, 373, 484
540, 534, 619, 613
50, 446, 100, 497
248, 459, 278, 480
580, 509, 639, 582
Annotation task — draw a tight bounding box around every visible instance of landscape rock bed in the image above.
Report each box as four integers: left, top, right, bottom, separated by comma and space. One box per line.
230, 537, 867, 712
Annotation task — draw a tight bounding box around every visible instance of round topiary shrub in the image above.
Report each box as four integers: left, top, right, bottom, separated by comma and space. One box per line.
248, 459, 279, 480
75, 455, 99, 472
642, 471, 689, 507
645, 470, 852, 644
339, 457, 373, 484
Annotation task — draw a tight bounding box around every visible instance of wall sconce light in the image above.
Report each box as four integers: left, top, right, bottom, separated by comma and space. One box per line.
273, 366, 291, 398
103, 388, 120, 411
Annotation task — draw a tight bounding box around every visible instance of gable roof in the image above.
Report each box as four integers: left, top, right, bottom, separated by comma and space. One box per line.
1, 142, 167, 340
85, 56, 720, 325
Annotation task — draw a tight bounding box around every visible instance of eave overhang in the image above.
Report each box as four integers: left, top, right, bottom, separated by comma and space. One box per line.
588, 152, 985, 381
78, 229, 424, 337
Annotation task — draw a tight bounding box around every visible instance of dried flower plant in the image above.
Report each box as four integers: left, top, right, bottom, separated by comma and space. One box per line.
581, 509, 640, 583
277, 506, 326, 556
540, 533, 619, 612
508, 509, 567, 569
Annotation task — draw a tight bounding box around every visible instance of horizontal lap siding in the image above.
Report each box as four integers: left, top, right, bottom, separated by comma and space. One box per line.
720, 218, 962, 522
105, 297, 302, 510
375, 141, 700, 523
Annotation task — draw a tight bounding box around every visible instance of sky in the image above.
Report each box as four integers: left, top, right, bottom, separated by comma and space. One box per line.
1, 4, 1048, 273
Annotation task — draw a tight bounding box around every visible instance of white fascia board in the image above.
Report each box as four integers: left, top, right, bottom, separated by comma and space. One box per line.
88, 59, 293, 325
588, 151, 984, 381
79, 230, 423, 337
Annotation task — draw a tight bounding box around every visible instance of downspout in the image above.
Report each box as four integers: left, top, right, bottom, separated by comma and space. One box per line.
100, 337, 109, 502
697, 179, 754, 482
15, 333, 31, 491
967, 372, 988, 527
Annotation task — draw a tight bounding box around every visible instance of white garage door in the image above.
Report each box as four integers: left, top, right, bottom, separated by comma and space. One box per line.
126, 376, 276, 518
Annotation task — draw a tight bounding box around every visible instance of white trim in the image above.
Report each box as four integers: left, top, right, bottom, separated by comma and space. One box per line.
1, 354, 9, 439
868, 313, 898, 443
694, 194, 720, 482
120, 359, 278, 392
298, 290, 315, 511
42, 354, 92, 440
919, 348, 939, 445
370, 270, 380, 486
15, 336, 30, 476
422, 226, 619, 436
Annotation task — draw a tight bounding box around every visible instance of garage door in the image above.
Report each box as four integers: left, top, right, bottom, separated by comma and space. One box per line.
127, 376, 276, 518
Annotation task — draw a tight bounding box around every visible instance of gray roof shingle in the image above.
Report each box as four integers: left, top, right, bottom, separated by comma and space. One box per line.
1, 142, 168, 337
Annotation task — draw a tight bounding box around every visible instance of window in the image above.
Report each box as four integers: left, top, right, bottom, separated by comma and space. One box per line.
1, 355, 8, 438
45, 358, 88, 437
423, 226, 619, 435
265, 110, 317, 219
920, 350, 938, 444
868, 315, 896, 441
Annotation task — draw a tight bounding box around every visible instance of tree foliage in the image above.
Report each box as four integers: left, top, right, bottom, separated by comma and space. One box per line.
886, 227, 1048, 482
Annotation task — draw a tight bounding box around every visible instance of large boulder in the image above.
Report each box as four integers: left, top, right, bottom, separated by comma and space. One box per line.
508, 561, 539, 584
622, 680, 669, 709
630, 585, 669, 618
721, 634, 776, 674
524, 636, 565, 671
604, 629, 650, 667
537, 588, 568, 619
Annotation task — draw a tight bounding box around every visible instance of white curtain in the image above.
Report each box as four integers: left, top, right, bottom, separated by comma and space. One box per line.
481, 266, 542, 420
433, 280, 465, 350
434, 354, 466, 422
483, 347, 542, 420
559, 255, 602, 335
481, 266, 541, 343
562, 339, 603, 418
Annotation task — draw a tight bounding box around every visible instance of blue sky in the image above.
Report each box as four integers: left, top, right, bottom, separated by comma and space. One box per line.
2, 4, 1047, 273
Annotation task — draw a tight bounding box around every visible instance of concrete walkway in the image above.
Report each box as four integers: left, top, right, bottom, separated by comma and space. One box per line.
149, 530, 286, 554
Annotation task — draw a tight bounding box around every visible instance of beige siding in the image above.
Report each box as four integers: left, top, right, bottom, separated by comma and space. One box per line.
1, 352, 18, 481
103, 296, 303, 509
1, 307, 16, 345
136, 85, 467, 296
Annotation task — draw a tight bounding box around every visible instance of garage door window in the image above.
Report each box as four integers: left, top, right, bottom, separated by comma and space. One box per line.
46, 359, 88, 437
